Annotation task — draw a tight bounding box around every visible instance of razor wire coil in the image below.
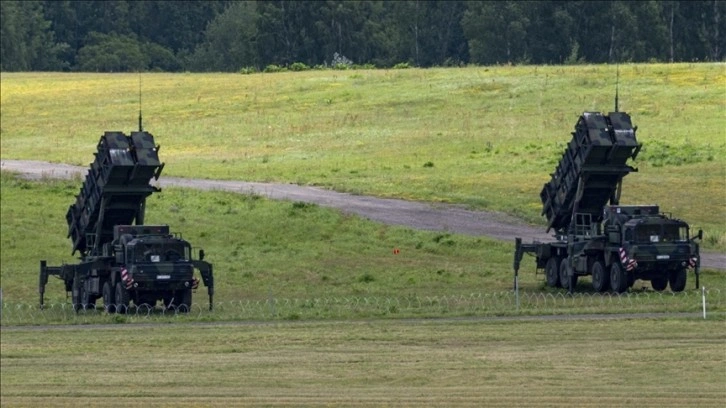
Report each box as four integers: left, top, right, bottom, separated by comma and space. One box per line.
1, 289, 722, 325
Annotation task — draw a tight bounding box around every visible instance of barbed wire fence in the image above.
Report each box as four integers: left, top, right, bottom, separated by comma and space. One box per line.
0, 289, 723, 325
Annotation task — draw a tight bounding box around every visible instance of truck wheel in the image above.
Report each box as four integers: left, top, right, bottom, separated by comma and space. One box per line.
559, 259, 577, 292
591, 261, 609, 292
115, 281, 130, 314
668, 269, 687, 292
84, 292, 98, 310
610, 263, 628, 293
651, 276, 668, 291
72, 277, 83, 312
178, 289, 192, 313
102, 281, 116, 313
545, 257, 562, 288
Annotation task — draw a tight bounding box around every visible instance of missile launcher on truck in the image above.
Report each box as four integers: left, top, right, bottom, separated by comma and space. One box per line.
39, 128, 214, 312
513, 110, 701, 293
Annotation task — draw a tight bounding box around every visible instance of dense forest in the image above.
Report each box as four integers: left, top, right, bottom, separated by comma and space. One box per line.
1, 0, 723, 72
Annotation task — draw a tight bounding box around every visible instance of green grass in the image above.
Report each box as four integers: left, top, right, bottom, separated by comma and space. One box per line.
2, 172, 724, 323
1, 64, 724, 248
0, 64, 724, 316
2, 318, 725, 407
0, 173, 513, 306
1, 66, 725, 406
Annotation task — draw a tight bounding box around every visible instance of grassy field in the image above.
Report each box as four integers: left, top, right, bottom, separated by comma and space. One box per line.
0, 172, 513, 305
1, 64, 724, 247
2, 172, 724, 317
2, 318, 725, 407
1, 66, 724, 406
1, 64, 724, 307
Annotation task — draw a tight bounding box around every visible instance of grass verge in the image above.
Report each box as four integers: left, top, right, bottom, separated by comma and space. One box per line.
1, 173, 724, 325
1, 318, 724, 407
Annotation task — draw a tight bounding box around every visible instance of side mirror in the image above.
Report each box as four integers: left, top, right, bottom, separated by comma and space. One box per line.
199, 249, 205, 261
696, 229, 703, 241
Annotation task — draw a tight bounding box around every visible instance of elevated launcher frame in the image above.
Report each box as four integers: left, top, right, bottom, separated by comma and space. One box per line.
68, 131, 164, 257
540, 111, 641, 236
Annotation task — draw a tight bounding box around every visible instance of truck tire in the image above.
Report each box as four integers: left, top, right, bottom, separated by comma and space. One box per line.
559, 259, 577, 292
72, 277, 84, 312
178, 289, 192, 313
102, 281, 116, 313
668, 268, 687, 292
83, 291, 97, 310
115, 281, 130, 314
610, 263, 628, 293
591, 261, 609, 292
651, 276, 668, 291
545, 257, 562, 288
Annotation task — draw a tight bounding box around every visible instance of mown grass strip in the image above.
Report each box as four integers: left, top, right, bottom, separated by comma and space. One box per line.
2, 318, 724, 407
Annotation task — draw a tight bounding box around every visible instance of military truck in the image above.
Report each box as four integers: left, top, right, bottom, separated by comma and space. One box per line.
39, 129, 214, 312
513, 110, 701, 293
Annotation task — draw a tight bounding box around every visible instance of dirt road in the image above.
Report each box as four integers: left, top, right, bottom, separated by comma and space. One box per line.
3, 159, 724, 270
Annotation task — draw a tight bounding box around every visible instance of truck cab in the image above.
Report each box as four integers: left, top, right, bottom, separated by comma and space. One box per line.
605, 205, 699, 291
113, 225, 200, 309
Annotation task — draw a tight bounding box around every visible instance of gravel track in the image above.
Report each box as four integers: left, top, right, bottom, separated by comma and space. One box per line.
3, 159, 724, 270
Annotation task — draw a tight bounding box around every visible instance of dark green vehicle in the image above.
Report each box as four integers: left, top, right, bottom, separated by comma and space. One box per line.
39, 128, 214, 312
514, 110, 701, 293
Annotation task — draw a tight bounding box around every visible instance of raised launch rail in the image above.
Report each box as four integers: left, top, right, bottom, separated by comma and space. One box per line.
539, 112, 641, 234
66, 131, 164, 256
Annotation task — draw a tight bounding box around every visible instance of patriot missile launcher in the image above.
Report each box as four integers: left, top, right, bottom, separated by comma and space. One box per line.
514, 110, 701, 293
39, 128, 214, 312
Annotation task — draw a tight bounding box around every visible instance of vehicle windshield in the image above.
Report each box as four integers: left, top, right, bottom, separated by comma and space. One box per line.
634, 223, 688, 244
132, 242, 190, 262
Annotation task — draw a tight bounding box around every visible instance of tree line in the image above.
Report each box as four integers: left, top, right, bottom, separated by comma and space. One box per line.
1, 0, 723, 72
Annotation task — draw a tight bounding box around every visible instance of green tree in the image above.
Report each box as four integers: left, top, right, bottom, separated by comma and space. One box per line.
4, 0, 724, 71
256, 1, 320, 66
423, 1, 468, 66
76, 32, 146, 72
628, 1, 668, 61
41, 0, 225, 71
144, 41, 181, 72
365, 2, 405, 67
526, 2, 576, 64
315, 1, 380, 66
671, 0, 725, 61
189, 1, 259, 72
379, 0, 467, 67
129, 1, 226, 55
1, 1, 68, 71
607, 1, 639, 62
463, 1, 531, 64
